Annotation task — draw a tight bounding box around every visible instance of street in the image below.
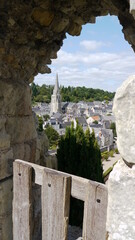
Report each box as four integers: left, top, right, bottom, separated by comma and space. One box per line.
103, 153, 121, 173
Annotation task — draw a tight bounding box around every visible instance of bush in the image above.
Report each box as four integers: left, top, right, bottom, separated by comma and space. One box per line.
102, 152, 109, 160
109, 150, 114, 157
115, 148, 119, 154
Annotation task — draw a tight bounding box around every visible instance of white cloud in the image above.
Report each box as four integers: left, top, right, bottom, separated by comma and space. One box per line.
80, 40, 104, 51
34, 49, 135, 92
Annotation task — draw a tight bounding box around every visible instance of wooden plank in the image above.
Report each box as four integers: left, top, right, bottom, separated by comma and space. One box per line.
42, 169, 71, 240
13, 161, 32, 240
15, 160, 106, 201
70, 175, 106, 201
83, 181, 108, 240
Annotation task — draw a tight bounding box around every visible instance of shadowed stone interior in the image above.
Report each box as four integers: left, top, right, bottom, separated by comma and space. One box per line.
0, 0, 135, 239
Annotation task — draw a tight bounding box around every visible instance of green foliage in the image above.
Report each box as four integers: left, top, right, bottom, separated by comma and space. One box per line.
109, 150, 114, 157
45, 125, 59, 148
103, 167, 113, 178
93, 120, 98, 124
30, 83, 53, 103
115, 148, 119, 154
102, 151, 109, 160
57, 125, 104, 226
103, 161, 118, 178
31, 82, 39, 101
31, 83, 115, 103
61, 86, 115, 102
37, 115, 43, 132
43, 114, 50, 121
110, 122, 117, 137
102, 150, 115, 160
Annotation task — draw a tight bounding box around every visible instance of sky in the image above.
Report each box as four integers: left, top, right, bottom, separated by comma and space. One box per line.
34, 15, 135, 92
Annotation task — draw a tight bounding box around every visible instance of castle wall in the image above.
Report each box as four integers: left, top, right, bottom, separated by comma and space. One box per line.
107, 76, 135, 239
0, 1, 135, 239
107, 160, 135, 240
0, 79, 38, 239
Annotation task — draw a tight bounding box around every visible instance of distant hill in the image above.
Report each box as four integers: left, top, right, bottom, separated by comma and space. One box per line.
31, 82, 115, 103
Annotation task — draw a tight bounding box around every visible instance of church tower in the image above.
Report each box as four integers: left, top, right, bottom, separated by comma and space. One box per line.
50, 73, 62, 115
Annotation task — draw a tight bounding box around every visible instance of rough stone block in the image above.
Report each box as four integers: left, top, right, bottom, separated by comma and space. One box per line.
0, 177, 13, 240
51, 17, 69, 33
0, 80, 32, 116
5, 116, 37, 144
130, 0, 135, 19
0, 117, 6, 130
67, 22, 82, 36
0, 117, 11, 150
12, 143, 24, 160
113, 75, 135, 164
0, 148, 13, 179
0, 134, 10, 149
32, 8, 54, 26
24, 143, 31, 161
107, 159, 135, 240
12, 141, 37, 163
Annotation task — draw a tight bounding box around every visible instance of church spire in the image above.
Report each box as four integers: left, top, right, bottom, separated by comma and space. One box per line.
53, 73, 59, 94
50, 73, 62, 115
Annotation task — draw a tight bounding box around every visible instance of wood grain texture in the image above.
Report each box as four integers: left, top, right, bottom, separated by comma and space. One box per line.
14, 160, 108, 240
83, 181, 108, 240
13, 161, 32, 240
42, 169, 71, 240
15, 160, 106, 201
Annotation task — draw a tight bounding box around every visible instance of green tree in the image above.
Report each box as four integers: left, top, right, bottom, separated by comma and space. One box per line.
57, 125, 103, 226
93, 120, 98, 124
34, 94, 44, 102
110, 122, 117, 137
43, 114, 50, 121
45, 125, 59, 148
30, 82, 39, 101
37, 115, 43, 132
31, 82, 115, 104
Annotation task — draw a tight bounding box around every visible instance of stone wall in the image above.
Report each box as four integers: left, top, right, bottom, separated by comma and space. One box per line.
0, 79, 49, 239
107, 159, 135, 240
106, 76, 135, 239
0, 79, 36, 239
1, 0, 135, 239
0, 0, 135, 85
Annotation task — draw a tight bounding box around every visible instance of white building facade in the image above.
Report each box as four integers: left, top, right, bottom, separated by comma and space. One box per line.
50, 74, 62, 115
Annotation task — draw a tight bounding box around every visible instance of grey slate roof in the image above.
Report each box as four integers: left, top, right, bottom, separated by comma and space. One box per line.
75, 116, 87, 125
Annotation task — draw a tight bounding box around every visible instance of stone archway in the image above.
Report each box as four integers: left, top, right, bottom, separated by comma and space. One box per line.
0, 1, 135, 239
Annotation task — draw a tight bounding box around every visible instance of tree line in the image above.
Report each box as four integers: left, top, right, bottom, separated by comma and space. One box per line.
31, 82, 115, 103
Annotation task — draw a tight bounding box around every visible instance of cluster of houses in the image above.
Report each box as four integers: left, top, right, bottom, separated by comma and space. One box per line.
32, 75, 116, 151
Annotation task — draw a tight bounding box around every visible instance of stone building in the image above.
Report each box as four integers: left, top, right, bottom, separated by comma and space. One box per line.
50, 74, 62, 115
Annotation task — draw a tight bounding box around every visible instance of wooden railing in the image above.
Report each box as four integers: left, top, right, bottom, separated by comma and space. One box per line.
13, 160, 108, 240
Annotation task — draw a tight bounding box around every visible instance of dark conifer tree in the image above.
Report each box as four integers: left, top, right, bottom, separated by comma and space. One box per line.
57, 123, 104, 226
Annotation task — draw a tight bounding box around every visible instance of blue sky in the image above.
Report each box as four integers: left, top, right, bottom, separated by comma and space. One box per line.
34, 15, 135, 92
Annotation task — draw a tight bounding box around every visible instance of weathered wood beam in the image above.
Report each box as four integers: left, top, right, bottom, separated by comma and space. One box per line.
15, 159, 107, 202
14, 160, 108, 240
13, 161, 32, 240
42, 169, 71, 240
83, 182, 108, 240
